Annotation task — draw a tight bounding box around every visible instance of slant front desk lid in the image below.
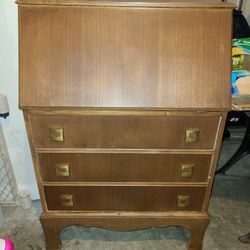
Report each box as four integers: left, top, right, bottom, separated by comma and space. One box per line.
18, 1, 233, 109
16, 0, 235, 8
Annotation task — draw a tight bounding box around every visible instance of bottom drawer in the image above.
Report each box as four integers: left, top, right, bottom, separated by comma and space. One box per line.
44, 186, 206, 212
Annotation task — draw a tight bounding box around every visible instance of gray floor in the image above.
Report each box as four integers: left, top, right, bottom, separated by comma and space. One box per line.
1, 128, 250, 250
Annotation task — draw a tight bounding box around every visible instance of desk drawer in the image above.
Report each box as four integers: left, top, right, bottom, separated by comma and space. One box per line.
44, 186, 206, 212
30, 114, 220, 149
39, 153, 212, 182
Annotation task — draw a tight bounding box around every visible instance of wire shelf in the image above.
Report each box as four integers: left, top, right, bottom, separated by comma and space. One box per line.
0, 131, 18, 205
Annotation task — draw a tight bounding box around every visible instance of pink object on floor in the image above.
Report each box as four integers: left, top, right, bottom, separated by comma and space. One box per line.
0, 238, 14, 250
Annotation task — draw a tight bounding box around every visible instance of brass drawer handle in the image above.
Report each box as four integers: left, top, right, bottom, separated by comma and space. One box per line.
49, 128, 64, 142
177, 195, 190, 208
56, 164, 70, 177
180, 164, 194, 177
185, 129, 200, 143
60, 194, 73, 207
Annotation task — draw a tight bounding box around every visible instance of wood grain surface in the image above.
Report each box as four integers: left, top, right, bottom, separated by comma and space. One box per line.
44, 185, 206, 211
16, 0, 235, 8
18, 0, 232, 248
40, 212, 209, 249
19, 6, 232, 109
38, 152, 212, 182
29, 114, 221, 149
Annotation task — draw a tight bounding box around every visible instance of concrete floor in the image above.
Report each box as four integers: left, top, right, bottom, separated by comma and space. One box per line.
0, 128, 250, 250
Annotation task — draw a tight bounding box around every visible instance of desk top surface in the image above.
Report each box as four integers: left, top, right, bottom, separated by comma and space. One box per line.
16, 0, 235, 8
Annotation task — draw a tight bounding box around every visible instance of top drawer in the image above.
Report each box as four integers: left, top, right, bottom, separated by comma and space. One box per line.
29, 113, 220, 149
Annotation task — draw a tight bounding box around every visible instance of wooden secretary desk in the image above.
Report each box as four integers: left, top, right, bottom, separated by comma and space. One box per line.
17, 0, 234, 249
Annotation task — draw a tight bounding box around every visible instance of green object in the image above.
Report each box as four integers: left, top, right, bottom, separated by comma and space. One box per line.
233, 38, 250, 53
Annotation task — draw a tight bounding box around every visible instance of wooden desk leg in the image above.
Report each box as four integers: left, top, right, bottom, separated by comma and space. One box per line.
40, 216, 62, 250
187, 217, 209, 250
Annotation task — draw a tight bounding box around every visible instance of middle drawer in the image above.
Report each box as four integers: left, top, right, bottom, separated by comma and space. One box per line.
38, 153, 212, 182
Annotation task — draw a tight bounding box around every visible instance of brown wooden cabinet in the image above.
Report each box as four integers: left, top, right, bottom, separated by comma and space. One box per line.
17, 0, 234, 249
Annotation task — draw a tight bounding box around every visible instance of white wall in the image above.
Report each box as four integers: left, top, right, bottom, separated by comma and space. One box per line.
228, 0, 250, 24
0, 0, 39, 200
242, 1, 250, 24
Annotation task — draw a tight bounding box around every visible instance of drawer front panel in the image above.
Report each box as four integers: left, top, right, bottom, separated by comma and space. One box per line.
45, 186, 206, 212
30, 114, 220, 149
39, 153, 212, 182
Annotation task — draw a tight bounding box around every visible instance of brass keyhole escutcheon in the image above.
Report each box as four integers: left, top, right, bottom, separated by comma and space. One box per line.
177, 195, 190, 208
185, 129, 200, 143
181, 164, 195, 177
60, 194, 73, 207
49, 128, 64, 142
56, 164, 70, 177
